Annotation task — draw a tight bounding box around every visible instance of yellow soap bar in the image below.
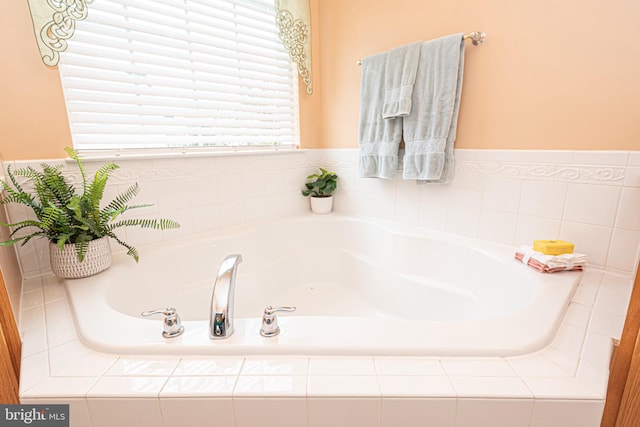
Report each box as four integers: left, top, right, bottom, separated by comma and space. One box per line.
533, 240, 574, 255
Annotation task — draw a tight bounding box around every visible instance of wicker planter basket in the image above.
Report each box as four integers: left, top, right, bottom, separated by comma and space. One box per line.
49, 237, 113, 279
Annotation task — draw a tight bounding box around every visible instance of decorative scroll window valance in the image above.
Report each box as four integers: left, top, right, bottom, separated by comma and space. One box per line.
274, 0, 313, 95
27, 0, 312, 94
27, 0, 93, 67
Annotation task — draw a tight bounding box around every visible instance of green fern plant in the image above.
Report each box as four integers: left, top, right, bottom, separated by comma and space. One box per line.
0, 147, 180, 262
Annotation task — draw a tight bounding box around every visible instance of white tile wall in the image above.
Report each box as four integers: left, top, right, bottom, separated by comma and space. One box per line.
20, 398, 93, 427
87, 398, 164, 427
381, 398, 456, 427
456, 399, 534, 427
4, 149, 639, 276
307, 398, 380, 427
160, 398, 235, 427
235, 398, 307, 427
530, 400, 604, 427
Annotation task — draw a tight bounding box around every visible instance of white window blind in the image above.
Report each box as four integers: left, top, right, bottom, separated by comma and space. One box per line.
58, 0, 299, 151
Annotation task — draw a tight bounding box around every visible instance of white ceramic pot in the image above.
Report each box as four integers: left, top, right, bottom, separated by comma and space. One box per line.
310, 196, 333, 214
49, 236, 113, 279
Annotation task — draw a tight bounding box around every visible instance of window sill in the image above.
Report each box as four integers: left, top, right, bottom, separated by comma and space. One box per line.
69, 147, 307, 163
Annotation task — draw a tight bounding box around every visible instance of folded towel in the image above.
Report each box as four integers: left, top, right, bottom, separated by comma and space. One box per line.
515, 246, 588, 273
358, 52, 403, 179
402, 34, 465, 182
382, 41, 422, 119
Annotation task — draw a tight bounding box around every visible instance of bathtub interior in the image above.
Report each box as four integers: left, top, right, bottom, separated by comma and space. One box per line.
103, 215, 549, 323
63, 215, 582, 357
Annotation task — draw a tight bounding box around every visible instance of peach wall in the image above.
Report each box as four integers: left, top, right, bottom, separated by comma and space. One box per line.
1, 2, 71, 160
2, 0, 639, 160
298, 0, 323, 149
317, 0, 640, 150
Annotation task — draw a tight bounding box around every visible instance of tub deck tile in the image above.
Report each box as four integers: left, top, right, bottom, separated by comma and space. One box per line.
241, 356, 309, 376
307, 375, 380, 397
308, 357, 376, 376
373, 357, 444, 376
506, 354, 573, 378
160, 376, 237, 397
441, 358, 518, 377
449, 376, 533, 399
234, 375, 307, 397
48, 340, 109, 377
377, 375, 456, 397
174, 356, 244, 376
522, 377, 603, 400
87, 376, 169, 398
20, 376, 99, 399
106, 356, 180, 376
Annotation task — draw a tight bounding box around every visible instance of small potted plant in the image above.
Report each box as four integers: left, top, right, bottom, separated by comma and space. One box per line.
301, 168, 338, 214
0, 147, 180, 278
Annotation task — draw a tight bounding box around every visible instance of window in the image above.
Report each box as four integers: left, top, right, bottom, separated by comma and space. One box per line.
58, 0, 299, 152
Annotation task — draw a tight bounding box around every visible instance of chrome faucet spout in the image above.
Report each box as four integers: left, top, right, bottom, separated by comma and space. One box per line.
209, 254, 243, 339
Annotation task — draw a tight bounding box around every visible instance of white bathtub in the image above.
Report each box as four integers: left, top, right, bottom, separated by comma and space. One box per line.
65, 214, 581, 357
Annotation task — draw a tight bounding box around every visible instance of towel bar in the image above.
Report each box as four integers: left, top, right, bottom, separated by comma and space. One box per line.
356, 31, 485, 65
463, 31, 486, 45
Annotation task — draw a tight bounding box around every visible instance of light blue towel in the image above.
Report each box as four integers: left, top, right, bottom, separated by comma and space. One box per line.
382, 41, 422, 119
402, 34, 465, 182
358, 52, 403, 179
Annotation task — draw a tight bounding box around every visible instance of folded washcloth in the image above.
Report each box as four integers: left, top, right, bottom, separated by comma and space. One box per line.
402, 33, 465, 182
358, 52, 404, 179
515, 246, 588, 273
382, 41, 422, 119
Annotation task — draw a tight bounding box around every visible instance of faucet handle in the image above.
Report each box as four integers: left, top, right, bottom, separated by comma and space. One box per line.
141, 307, 184, 338
264, 306, 296, 316
261, 306, 296, 337
141, 307, 177, 317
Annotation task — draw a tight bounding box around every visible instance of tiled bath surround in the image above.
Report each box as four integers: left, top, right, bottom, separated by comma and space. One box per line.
3, 149, 639, 277
17, 263, 631, 426
4, 148, 639, 426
